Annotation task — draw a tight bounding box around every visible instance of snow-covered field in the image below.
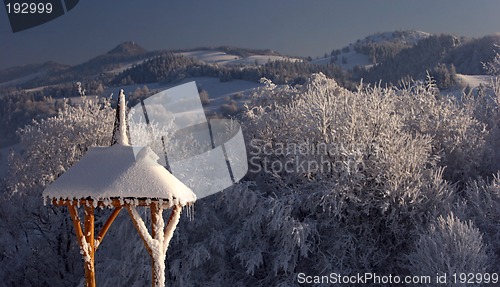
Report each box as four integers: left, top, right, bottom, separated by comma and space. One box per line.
311, 45, 372, 70
0, 71, 45, 87
360, 30, 430, 46
176, 50, 301, 66
312, 30, 431, 70
455, 74, 493, 88
103, 77, 263, 115
104, 58, 150, 74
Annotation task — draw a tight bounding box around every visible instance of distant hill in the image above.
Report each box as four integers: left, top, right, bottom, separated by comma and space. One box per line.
359, 34, 462, 85
314, 30, 499, 86
1, 31, 498, 90
0, 32, 498, 149
313, 30, 432, 69
337, 31, 499, 85
11, 42, 161, 89
107, 41, 147, 56
359, 30, 431, 46
447, 34, 500, 74
0, 61, 69, 86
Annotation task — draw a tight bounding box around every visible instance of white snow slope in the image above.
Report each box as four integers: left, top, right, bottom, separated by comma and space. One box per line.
176, 50, 301, 66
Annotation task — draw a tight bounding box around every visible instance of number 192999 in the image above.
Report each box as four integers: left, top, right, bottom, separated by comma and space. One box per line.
6, 2, 53, 14
452, 273, 498, 284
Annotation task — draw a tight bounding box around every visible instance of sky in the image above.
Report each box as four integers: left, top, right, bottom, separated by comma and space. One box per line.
1, 0, 500, 70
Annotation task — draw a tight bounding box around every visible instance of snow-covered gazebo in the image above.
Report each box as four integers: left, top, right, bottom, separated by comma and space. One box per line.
43, 90, 196, 287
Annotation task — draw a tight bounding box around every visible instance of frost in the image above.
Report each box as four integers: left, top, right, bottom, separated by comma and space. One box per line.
116, 90, 129, 146
127, 205, 182, 287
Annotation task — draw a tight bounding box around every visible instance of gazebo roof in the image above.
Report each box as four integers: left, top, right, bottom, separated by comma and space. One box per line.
42, 144, 196, 207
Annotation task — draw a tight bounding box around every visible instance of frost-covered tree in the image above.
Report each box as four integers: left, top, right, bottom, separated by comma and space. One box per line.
407, 213, 491, 285
0, 96, 114, 286
2, 69, 499, 286
157, 73, 499, 286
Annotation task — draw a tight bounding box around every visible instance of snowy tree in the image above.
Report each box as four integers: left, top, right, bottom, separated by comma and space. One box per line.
0, 96, 114, 286
407, 213, 491, 285
2, 70, 499, 286
159, 73, 498, 285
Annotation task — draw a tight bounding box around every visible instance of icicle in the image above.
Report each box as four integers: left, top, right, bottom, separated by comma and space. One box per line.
185, 203, 195, 221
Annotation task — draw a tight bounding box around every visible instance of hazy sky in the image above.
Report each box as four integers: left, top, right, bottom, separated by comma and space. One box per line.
1, 0, 499, 69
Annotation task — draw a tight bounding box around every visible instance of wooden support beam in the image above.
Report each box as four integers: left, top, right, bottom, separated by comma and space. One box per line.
67, 204, 84, 248
67, 203, 96, 287
95, 206, 122, 250
125, 203, 182, 287
151, 202, 162, 287
126, 205, 153, 257
83, 204, 96, 287
163, 205, 181, 253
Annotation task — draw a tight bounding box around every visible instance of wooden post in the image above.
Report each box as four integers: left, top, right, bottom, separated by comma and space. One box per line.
151, 202, 164, 287
84, 204, 96, 287
96, 207, 122, 249
68, 203, 96, 287
126, 203, 182, 287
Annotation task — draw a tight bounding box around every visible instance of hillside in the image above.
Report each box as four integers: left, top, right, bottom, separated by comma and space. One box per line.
177, 49, 301, 66
313, 30, 431, 69
311, 30, 499, 88
0, 61, 69, 87
0, 31, 498, 148
447, 34, 500, 74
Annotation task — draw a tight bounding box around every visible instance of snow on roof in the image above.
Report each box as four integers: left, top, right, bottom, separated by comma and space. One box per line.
42, 144, 196, 206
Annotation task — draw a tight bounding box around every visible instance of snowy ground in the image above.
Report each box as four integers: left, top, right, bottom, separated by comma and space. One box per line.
311, 45, 372, 70
103, 77, 263, 115
0, 71, 45, 87
176, 50, 301, 66
103, 58, 151, 74
442, 74, 495, 99
455, 74, 493, 88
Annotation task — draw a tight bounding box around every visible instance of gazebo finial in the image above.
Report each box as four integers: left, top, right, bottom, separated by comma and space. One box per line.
111, 89, 129, 146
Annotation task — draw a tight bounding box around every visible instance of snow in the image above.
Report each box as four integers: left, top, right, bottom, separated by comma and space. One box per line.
105, 76, 263, 115
455, 74, 493, 88
311, 45, 372, 70
0, 71, 45, 87
360, 30, 430, 46
117, 90, 129, 146
162, 206, 181, 251
312, 30, 430, 70
42, 144, 196, 206
80, 236, 92, 264
104, 58, 150, 74
126, 205, 182, 287
176, 50, 301, 66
